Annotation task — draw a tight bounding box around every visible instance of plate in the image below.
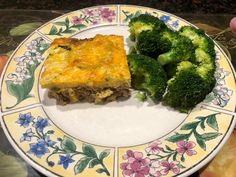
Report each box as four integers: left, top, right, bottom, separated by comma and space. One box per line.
1, 5, 236, 177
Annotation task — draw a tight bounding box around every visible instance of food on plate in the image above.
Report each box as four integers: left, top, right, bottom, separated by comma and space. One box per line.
40, 35, 131, 104
128, 14, 216, 112
128, 54, 167, 101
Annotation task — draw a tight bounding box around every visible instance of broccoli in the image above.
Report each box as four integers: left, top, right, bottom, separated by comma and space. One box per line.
164, 61, 213, 112
157, 30, 195, 65
127, 14, 217, 112
129, 14, 167, 41
179, 26, 216, 61
179, 26, 216, 85
136, 30, 171, 58
128, 54, 167, 101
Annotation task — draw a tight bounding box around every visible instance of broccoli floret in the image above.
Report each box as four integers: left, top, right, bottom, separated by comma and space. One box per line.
164, 61, 212, 112
179, 26, 216, 61
136, 30, 171, 58
157, 30, 195, 65
179, 26, 216, 85
129, 14, 166, 41
128, 54, 167, 101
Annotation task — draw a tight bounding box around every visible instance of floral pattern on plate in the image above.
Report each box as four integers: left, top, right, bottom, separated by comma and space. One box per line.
118, 109, 234, 177
38, 6, 117, 39
120, 6, 181, 31
204, 51, 234, 108
1, 33, 50, 112
3, 106, 115, 177
5, 37, 49, 109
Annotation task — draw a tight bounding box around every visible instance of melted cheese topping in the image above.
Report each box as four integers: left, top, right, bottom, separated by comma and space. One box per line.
40, 35, 131, 88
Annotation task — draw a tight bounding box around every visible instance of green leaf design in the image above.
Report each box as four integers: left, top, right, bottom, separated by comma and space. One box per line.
61, 136, 77, 153
200, 121, 206, 130
96, 168, 107, 174
63, 29, 76, 34
201, 132, 222, 141
180, 155, 185, 162
71, 24, 87, 29
178, 164, 186, 169
99, 150, 110, 161
165, 145, 173, 152
82, 144, 97, 158
180, 122, 199, 130
206, 114, 219, 131
6, 80, 25, 103
74, 157, 92, 174
173, 152, 177, 161
89, 159, 100, 168
166, 133, 189, 143
194, 132, 206, 150
48, 25, 58, 35
9, 22, 42, 36
65, 17, 70, 28
196, 137, 206, 150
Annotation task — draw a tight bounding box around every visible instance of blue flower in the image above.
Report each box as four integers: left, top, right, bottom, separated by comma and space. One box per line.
28, 139, 49, 158
58, 154, 75, 169
33, 116, 50, 132
16, 113, 34, 128
44, 135, 56, 147
20, 128, 34, 142
160, 15, 171, 23
172, 20, 179, 28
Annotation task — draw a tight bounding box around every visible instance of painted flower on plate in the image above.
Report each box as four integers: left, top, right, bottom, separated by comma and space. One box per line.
172, 20, 179, 28
159, 15, 171, 23
16, 113, 34, 128
176, 141, 197, 156
149, 161, 162, 177
159, 160, 180, 175
58, 154, 75, 169
44, 135, 56, 147
121, 150, 150, 177
20, 128, 34, 142
98, 7, 115, 22
28, 139, 50, 158
33, 116, 50, 132
71, 16, 83, 25
145, 140, 163, 155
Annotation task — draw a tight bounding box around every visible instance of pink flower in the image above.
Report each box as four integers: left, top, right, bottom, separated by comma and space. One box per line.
83, 9, 94, 16
176, 141, 197, 156
71, 16, 83, 25
98, 7, 115, 22
145, 141, 163, 155
121, 150, 151, 177
149, 161, 162, 177
159, 160, 180, 175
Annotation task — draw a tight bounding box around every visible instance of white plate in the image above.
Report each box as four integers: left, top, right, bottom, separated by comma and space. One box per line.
1, 5, 236, 177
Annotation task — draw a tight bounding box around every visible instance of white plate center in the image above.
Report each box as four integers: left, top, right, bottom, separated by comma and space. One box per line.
39, 25, 186, 147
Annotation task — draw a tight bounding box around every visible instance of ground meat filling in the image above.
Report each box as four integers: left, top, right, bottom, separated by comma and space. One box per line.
48, 87, 131, 105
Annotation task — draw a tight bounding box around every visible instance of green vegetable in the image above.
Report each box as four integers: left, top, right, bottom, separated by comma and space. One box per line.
136, 30, 171, 58
157, 29, 195, 65
128, 54, 167, 101
129, 14, 166, 41
164, 61, 214, 112
127, 14, 216, 112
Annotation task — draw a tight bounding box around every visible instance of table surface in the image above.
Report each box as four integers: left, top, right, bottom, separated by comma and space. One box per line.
0, 9, 235, 177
